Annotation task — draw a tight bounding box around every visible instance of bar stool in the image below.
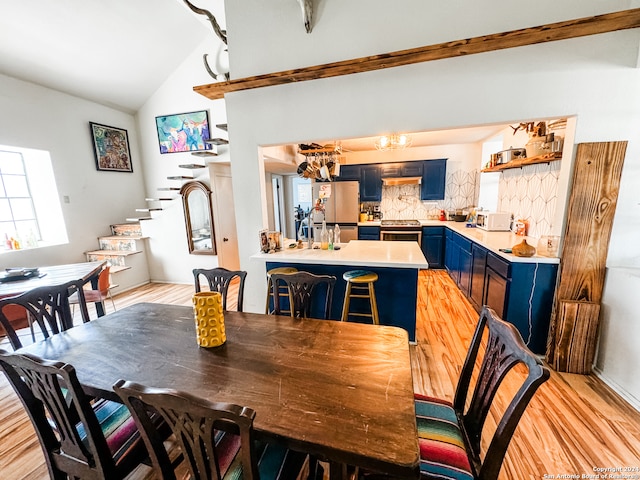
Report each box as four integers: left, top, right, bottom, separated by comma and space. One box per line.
265, 267, 298, 314
340, 270, 379, 325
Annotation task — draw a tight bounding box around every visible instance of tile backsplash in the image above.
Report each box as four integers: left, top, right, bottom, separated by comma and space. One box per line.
377, 162, 560, 238
497, 162, 560, 238
379, 168, 480, 220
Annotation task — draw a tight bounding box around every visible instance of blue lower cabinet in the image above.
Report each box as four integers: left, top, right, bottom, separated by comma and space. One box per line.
358, 226, 380, 240
266, 261, 418, 342
444, 229, 558, 355
421, 227, 444, 269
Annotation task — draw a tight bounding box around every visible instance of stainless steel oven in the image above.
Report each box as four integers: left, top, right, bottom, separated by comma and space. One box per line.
379, 220, 422, 244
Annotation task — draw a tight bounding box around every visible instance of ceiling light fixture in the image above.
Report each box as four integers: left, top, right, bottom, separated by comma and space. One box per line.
375, 133, 412, 151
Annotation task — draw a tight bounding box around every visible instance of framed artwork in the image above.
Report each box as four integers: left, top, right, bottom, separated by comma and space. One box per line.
89, 122, 133, 172
259, 229, 269, 253
155, 110, 212, 154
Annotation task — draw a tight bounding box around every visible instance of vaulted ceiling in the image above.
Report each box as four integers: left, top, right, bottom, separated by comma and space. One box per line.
0, 0, 210, 113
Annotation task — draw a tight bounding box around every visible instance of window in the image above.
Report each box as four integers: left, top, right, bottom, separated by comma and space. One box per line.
0, 145, 68, 252
0, 150, 40, 248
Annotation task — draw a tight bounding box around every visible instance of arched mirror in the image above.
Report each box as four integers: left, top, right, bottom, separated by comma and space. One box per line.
180, 181, 216, 255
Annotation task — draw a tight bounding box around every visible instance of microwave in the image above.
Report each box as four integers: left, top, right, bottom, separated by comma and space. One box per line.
477, 212, 511, 231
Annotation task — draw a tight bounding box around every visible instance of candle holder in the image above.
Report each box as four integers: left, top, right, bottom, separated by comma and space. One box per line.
192, 291, 226, 348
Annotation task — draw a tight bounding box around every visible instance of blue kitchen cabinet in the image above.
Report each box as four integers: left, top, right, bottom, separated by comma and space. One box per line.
380, 162, 423, 177
421, 159, 447, 200
336, 164, 361, 181
444, 229, 457, 276
469, 243, 488, 311
456, 233, 472, 297
358, 226, 380, 240
360, 165, 382, 201
421, 226, 444, 269
444, 227, 558, 354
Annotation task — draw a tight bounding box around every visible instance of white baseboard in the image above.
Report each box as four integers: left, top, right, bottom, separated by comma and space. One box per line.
592, 366, 640, 413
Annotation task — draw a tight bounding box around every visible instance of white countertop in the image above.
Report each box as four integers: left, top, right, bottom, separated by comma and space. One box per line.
421, 220, 560, 264
355, 219, 559, 264
251, 240, 428, 269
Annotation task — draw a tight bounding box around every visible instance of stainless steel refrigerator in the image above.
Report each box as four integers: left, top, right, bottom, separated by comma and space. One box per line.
311, 181, 359, 242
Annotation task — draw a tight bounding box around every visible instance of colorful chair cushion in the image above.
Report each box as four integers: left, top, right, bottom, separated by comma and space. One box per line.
206, 430, 305, 480
76, 398, 141, 463
414, 393, 474, 480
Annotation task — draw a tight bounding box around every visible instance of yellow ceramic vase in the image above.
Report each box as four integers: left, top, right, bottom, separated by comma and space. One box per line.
192, 291, 226, 348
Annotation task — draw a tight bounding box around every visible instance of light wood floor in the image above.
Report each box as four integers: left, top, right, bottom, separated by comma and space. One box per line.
2, 271, 640, 479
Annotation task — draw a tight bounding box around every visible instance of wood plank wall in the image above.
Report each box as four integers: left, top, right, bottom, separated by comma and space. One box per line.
546, 142, 627, 373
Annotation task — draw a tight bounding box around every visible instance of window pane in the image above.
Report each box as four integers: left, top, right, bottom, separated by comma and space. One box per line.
15, 220, 39, 243
9, 198, 34, 220
4, 175, 29, 197
0, 199, 11, 221
0, 151, 25, 175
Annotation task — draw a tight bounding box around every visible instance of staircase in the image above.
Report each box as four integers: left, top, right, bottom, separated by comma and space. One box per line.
85, 222, 148, 292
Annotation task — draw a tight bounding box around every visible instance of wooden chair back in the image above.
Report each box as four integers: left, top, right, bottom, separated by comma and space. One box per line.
455, 306, 550, 480
193, 268, 247, 312
114, 379, 260, 480
0, 280, 89, 350
0, 350, 123, 479
270, 271, 336, 319
96, 265, 112, 296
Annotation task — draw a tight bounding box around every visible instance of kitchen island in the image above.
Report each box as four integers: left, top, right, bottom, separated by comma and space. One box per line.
252, 240, 428, 342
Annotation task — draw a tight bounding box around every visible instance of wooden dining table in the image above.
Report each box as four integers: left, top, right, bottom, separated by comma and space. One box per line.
16, 302, 420, 479
0, 261, 105, 298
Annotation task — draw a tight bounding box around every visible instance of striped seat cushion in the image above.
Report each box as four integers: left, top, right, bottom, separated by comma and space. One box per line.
414, 393, 473, 480
77, 398, 141, 463
214, 431, 305, 480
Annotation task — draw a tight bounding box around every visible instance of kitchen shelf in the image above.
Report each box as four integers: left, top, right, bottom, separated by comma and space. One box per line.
298, 147, 341, 156
481, 152, 562, 172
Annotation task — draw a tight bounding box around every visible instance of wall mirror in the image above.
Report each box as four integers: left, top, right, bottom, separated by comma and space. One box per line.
180, 181, 216, 255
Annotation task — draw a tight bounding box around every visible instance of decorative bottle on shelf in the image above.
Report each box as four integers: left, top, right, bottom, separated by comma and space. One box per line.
328, 228, 334, 250
334, 224, 341, 244
320, 221, 329, 250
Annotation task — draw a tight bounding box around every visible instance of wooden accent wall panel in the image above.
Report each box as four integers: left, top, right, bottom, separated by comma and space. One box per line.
546, 142, 627, 373
552, 300, 601, 373
194, 9, 640, 100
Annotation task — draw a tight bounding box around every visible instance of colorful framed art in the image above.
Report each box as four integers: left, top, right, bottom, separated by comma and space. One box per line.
155, 110, 212, 154
89, 122, 133, 172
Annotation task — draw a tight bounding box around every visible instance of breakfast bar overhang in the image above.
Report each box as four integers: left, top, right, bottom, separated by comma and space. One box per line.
252, 240, 429, 342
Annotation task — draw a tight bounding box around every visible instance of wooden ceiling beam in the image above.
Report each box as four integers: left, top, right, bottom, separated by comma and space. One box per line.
194, 9, 640, 100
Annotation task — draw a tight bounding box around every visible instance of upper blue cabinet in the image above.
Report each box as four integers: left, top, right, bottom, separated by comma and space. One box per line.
421, 159, 447, 200
360, 165, 382, 201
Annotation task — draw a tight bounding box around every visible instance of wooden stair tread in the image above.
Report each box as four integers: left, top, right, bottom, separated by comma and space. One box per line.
108, 266, 131, 274
204, 138, 229, 145
191, 151, 218, 157
158, 187, 181, 191
178, 164, 206, 169
216, 123, 227, 131
86, 250, 142, 257
126, 217, 152, 222
135, 208, 162, 212
167, 175, 193, 180
98, 235, 147, 241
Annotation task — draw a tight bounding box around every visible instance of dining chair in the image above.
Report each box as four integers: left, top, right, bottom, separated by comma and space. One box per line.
113, 379, 308, 480
69, 265, 116, 316
193, 267, 248, 312
410, 306, 550, 480
0, 280, 90, 350
0, 350, 149, 480
269, 271, 336, 319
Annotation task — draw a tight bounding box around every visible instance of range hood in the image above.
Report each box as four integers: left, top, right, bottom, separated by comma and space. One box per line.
382, 176, 422, 186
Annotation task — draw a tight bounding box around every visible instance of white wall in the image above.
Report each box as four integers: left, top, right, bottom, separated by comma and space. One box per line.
0, 73, 150, 289
220, 1, 640, 404
135, 38, 230, 284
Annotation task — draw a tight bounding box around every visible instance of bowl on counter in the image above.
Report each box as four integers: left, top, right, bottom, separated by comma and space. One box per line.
452, 214, 468, 222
